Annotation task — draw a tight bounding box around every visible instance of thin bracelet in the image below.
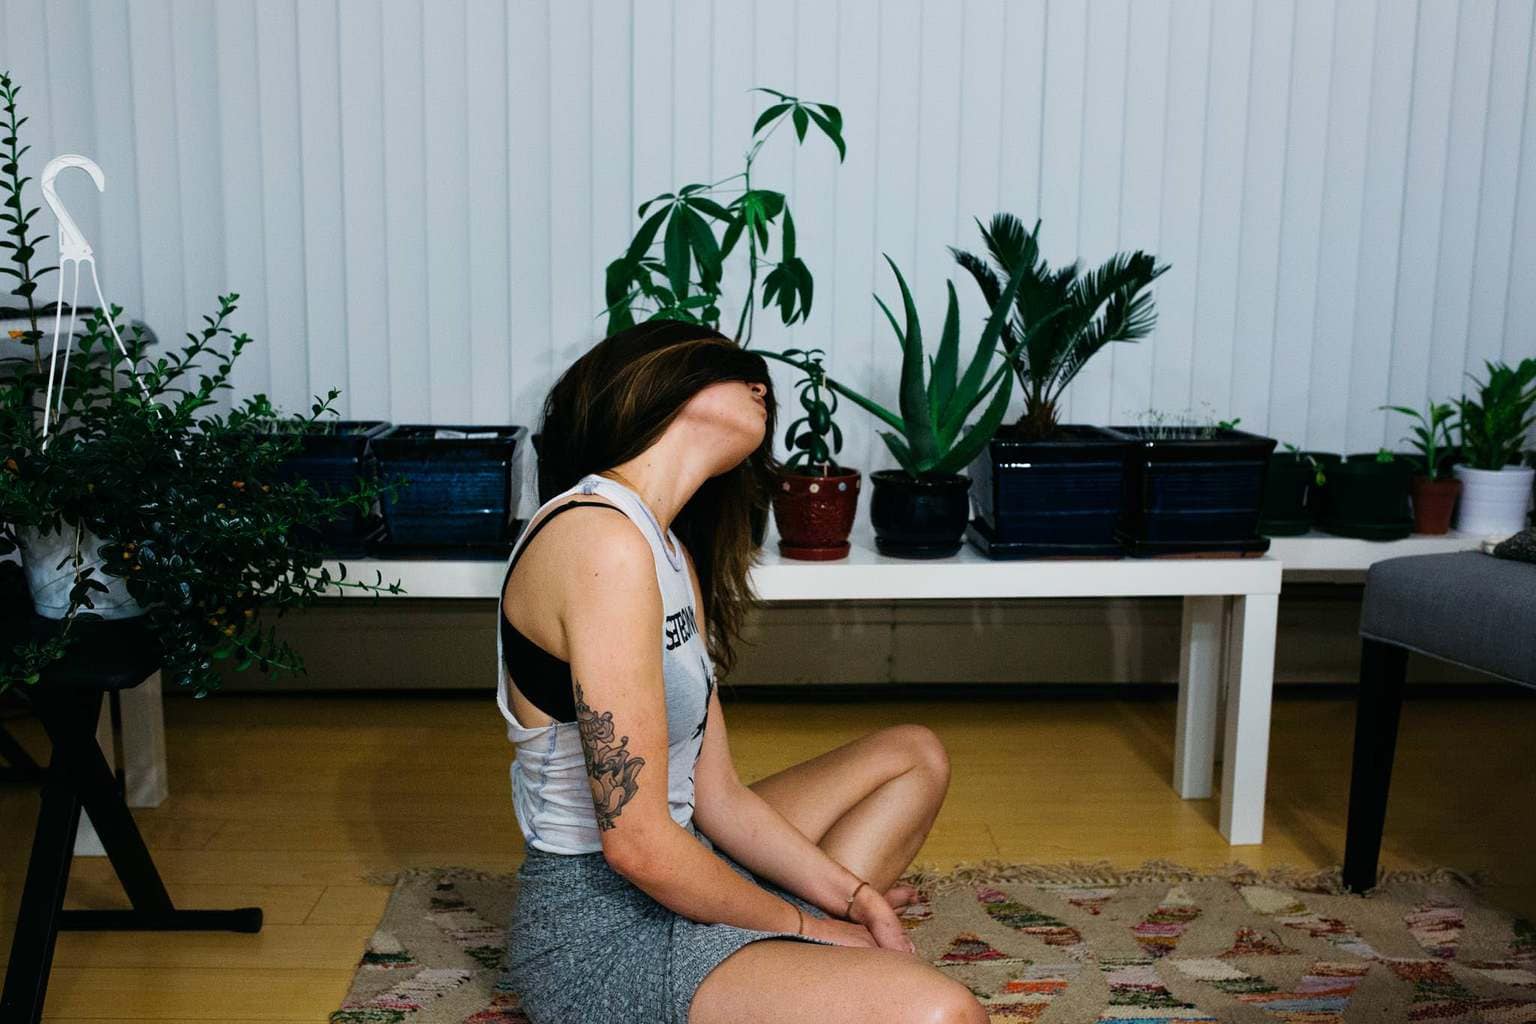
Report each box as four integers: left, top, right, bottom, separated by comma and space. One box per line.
847, 878, 872, 914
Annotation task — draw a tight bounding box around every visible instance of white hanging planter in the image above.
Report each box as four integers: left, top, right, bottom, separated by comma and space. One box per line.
17, 522, 145, 620
1452, 464, 1535, 538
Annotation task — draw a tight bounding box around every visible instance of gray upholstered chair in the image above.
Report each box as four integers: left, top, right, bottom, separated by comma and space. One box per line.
1344, 550, 1536, 892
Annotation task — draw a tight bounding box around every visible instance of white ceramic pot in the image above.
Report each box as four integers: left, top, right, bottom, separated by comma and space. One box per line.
17, 523, 145, 619
1452, 464, 1535, 537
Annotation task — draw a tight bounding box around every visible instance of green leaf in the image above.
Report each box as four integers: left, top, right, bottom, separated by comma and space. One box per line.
753, 102, 792, 135
684, 195, 732, 221
781, 206, 797, 261
806, 108, 847, 161
625, 205, 671, 262
637, 191, 674, 218
720, 217, 745, 260
930, 281, 960, 427
934, 366, 1013, 475
816, 103, 843, 131
792, 106, 809, 141
681, 206, 722, 291
663, 210, 691, 299
879, 256, 938, 467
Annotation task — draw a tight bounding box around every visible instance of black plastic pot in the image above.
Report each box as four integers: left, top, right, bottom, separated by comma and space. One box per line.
1108, 426, 1278, 557
869, 470, 970, 558
1259, 451, 1338, 536
1315, 453, 1413, 540
965, 424, 1131, 558
276, 420, 390, 557
372, 425, 528, 553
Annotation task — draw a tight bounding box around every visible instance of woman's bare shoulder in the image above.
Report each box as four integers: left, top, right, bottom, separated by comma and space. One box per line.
505, 496, 654, 599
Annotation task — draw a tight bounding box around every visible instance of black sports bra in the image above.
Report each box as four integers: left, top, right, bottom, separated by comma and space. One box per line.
499, 499, 626, 724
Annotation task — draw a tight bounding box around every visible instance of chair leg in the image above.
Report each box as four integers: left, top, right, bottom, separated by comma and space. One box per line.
1, 687, 262, 1024
0, 720, 88, 1024
1343, 638, 1409, 894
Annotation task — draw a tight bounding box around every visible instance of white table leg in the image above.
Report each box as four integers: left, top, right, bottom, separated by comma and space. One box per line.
1174, 595, 1227, 799
72, 671, 169, 858
1218, 594, 1279, 845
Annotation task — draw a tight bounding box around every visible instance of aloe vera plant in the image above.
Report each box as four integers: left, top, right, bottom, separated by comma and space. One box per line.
763, 255, 1025, 478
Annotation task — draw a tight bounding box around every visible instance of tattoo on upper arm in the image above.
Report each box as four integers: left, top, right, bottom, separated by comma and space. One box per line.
573, 678, 645, 830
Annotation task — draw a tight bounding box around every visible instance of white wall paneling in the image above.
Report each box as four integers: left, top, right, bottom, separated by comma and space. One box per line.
1, 0, 1532, 487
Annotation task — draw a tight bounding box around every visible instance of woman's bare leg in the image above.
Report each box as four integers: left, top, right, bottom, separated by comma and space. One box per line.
689, 938, 987, 1024
745, 724, 950, 900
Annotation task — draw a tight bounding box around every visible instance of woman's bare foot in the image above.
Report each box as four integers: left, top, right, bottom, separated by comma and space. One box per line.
883, 883, 919, 909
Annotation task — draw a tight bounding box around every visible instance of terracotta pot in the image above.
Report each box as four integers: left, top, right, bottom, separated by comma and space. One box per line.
771, 465, 860, 560
1409, 475, 1461, 535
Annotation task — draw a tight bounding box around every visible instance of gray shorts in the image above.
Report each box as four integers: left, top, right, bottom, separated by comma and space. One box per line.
504, 819, 838, 1024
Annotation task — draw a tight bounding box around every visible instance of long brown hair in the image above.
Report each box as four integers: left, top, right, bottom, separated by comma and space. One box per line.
536, 321, 780, 677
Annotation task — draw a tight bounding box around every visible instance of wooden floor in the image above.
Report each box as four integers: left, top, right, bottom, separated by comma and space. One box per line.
1, 688, 1533, 1022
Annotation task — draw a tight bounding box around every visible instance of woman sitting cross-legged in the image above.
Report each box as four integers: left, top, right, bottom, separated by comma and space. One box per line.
497, 320, 982, 1024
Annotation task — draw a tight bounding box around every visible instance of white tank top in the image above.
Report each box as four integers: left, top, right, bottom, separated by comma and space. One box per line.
495, 473, 716, 854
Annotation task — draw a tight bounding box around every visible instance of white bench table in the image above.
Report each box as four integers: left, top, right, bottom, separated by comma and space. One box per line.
94, 528, 1490, 854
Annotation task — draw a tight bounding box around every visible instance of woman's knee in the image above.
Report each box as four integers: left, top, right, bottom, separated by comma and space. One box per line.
904, 973, 989, 1024
884, 723, 950, 788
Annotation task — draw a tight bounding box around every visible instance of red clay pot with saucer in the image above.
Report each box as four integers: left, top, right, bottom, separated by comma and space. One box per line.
771, 465, 861, 560
1409, 475, 1461, 535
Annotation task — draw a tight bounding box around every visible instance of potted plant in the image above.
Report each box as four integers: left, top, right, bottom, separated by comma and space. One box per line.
767, 348, 859, 560
1315, 448, 1414, 540
765, 254, 1025, 558
0, 71, 399, 697
599, 87, 847, 550
371, 424, 528, 555
1259, 443, 1334, 536
1107, 409, 1278, 556
601, 88, 844, 347
949, 214, 1167, 557
1382, 399, 1460, 534
1451, 358, 1536, 536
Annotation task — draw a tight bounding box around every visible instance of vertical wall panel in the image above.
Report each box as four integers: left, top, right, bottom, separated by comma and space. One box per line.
1266, 0, 1333, 449
336, 0, 391, 420
295, 0, 349, 416
1386, 0, 1458, 418
1346, 0, 1416, 451
422, 0, 471, 420
1065, 0, 1129, 427
1307, 0, 1374, 452
1464, 0, 1533, 381
0, 0, 1531, 464
1227, 0, 1293, 437
1107, 0, 1170, 426
1150, 0, 1211, 420
1427, 2, 1498, 408
212, 0, 266, 400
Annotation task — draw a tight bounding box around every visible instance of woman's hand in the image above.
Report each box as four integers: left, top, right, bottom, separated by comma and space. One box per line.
847, 887, 918, 954
799, 913, 879, 948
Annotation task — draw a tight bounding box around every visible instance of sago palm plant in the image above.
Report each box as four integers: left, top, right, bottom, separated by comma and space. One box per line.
949, 213, 1169, 440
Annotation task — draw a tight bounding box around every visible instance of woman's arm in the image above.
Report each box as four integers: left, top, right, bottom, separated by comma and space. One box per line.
559, 516, 825, 936
690, 688, 866, 915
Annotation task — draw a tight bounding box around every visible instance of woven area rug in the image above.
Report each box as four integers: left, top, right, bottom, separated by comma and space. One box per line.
332, 860, 1536, 1023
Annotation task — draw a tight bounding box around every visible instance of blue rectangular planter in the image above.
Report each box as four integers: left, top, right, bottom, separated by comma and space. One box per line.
372, 425, 527, 549
276, 420, 390, 557
965, 425, 1133, 558
1108, 426, 1277, 556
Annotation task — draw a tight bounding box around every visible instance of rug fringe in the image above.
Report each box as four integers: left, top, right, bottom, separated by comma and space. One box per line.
362, 860, 1483, 897
896, 858, 1485, 897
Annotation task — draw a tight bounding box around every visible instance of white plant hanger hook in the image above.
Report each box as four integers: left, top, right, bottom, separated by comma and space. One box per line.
39, 154, 145, 447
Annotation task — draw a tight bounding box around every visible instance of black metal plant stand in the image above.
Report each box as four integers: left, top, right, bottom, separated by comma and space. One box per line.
0, 718, 44, 782
1, 617, 263, 1024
